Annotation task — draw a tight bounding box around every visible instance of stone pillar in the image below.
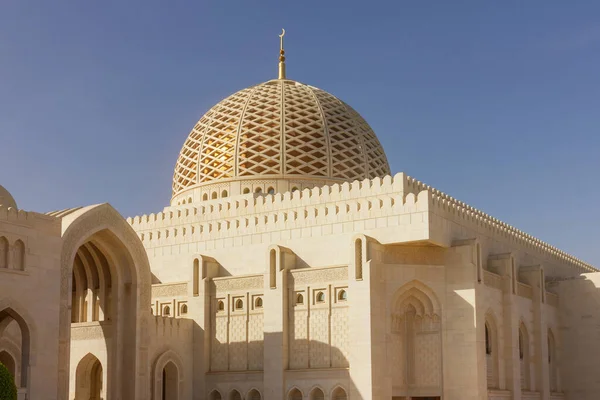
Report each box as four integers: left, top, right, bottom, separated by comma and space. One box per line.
191, 255, 219, 400
348, 235, 388, 400
488, 254, 522, 400
521, 266, 550, 400
263, 245, 295, 400
442, 240, 484, 400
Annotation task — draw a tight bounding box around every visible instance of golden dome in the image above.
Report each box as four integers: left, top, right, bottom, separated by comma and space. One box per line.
172, 79, 390, 200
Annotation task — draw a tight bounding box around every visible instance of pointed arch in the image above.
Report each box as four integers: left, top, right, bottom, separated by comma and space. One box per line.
288, 386, 303, 400
309, 386, 325, 400
330, 386, 348, 400
519, 321, 531, 390
12, 239, 25, 270
74, 353, 103, 400
208, 389, 223, 400
0, 236, 8, 268
0, 350, 16, 380
247, 388, 262, 400
229, 389, 242, 400
0, 298, 35, 388
391, 279, 441, 317
390, 280, 442, 390
153, 349, 185, 400
58, 204, 152, 399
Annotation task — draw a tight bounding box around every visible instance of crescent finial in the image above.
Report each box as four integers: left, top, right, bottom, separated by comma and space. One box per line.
278, 28, 286, 79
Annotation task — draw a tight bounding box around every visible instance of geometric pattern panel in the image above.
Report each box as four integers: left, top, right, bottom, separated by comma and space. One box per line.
309, 309, 330, 368
415, 332, 441, 387
211, 315, 228, 371
238, 82, 282, 176
331, 307, 349, 367
248, 314, 264, 370
289, 310, 309, 369
229, 315, 248, 371
172, 79, 391, 197
283, 82, 329, 176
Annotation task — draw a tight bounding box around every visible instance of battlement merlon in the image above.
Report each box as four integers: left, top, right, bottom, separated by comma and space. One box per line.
125, 172, 597, 274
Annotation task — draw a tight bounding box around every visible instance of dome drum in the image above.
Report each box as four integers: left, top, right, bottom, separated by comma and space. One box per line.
172, 79, 390, 205
171, 176, 339, 206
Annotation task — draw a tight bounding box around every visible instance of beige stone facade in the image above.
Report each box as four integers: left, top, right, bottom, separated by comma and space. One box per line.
1, 52, 599, 400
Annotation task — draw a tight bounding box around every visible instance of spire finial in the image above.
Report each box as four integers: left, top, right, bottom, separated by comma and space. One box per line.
278, 28, 286, 79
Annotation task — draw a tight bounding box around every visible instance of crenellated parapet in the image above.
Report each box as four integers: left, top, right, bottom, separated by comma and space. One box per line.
0, 204, 58, 230
126, 172, 596, 274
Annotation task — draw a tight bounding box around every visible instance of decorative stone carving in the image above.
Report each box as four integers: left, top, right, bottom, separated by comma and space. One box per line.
152, 283, 188, 298
213, 275, 263, 292
290, 266, 347, 285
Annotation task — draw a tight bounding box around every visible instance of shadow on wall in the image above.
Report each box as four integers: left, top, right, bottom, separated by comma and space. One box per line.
206, 333, 352, 400
555, 274, 600, 400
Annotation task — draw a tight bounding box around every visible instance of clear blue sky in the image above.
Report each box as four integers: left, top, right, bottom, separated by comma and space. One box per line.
1, 1, 599, 266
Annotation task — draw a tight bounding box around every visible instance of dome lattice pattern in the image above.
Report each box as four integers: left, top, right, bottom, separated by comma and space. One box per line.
173, 79, 390, 197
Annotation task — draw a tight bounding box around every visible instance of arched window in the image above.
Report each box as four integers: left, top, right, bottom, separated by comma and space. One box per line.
267, 187, 275, 195
248, 389, 261, 400
296, 293, 304, 305
289, 388, 303, 400
182, 199, 186, 204
193, 258, 200, 297
255, 187, 262, 194
235, 299, 243, 310
310, 387, 325, 400
180, 304, 188, 315
217, 301, 224, 311
221, 190, 228, 198
211, 192, 218, 199
0, 236, 8, 268
243, 188, 250, 194
202, 193, 208, 201
163, 306, 171, 316
269, 249, 277, 289
485, 323, 492, 355
331, 387, 348, 400
291, 186, 299, 192
254, 297, 263, 309
229, 390, 242, 400
355, 238, 363, 280
338, 290, 347, 301
188, 197, 192, 203
484, 317, 498, 388
209, 390, 222, 400
316, 291, 325, 303
13, 240, 25, 270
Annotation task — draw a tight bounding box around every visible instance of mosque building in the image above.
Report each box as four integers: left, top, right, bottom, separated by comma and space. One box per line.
1, 31, 600, 400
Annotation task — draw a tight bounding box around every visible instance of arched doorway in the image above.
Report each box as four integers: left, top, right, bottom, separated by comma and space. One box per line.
153, 349, 184, 400
58, 204, 152, 399
75, 353, 103, 400
162, 362, 178, 400
0, 307, 30, 390
0, 350, 15, 379
390, 281, 442, 398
